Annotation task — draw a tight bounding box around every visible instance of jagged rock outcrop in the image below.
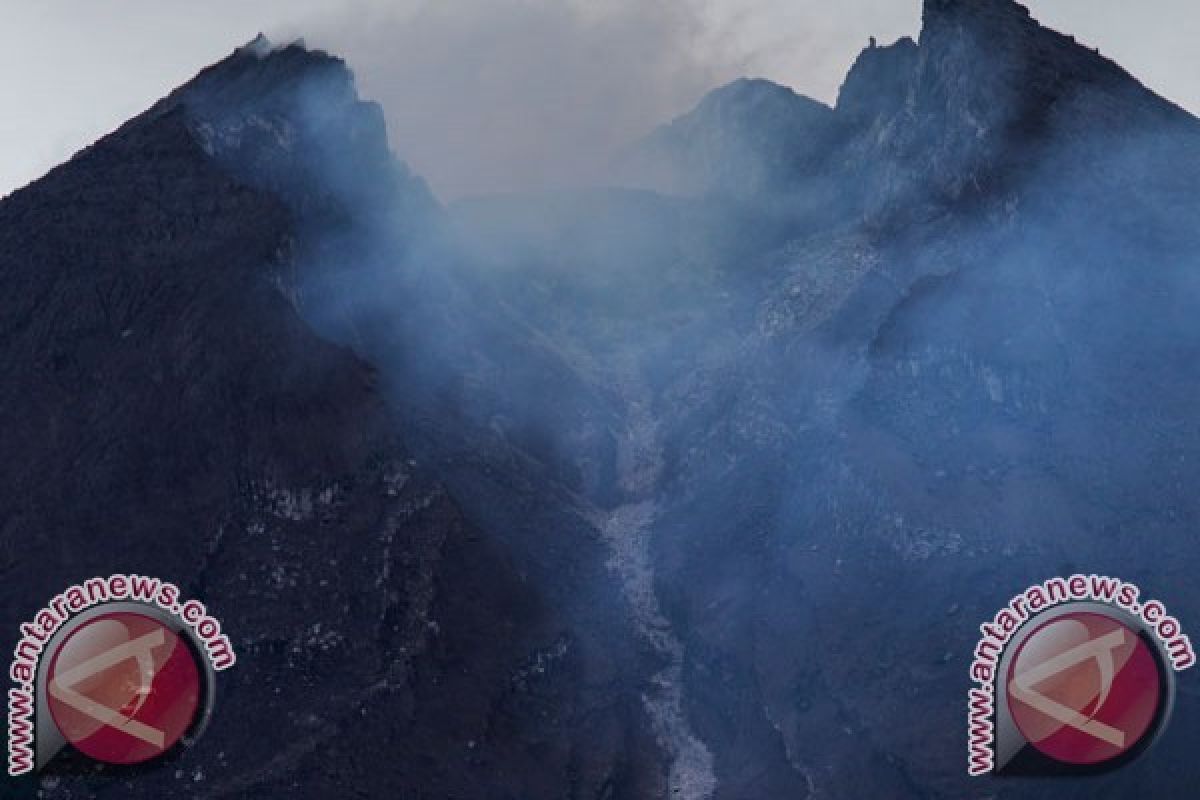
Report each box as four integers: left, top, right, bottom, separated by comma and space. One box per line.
634, 0, 1197, 224
837, 0, 1197, 216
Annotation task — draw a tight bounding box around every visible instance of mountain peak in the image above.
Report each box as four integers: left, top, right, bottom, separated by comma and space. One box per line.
921, 0, 1033, 28
148, 35, 436, 226
695, 78, 827, 114
619, 78, 837, 197
836, 36, 917, 124
834, 0, 1197, 213
240, 32, 274, 58
915, 0, 1147, 97
169, 36, 356, 122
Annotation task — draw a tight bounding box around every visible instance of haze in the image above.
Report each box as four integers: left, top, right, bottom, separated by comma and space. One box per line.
1, 0, 1196, 200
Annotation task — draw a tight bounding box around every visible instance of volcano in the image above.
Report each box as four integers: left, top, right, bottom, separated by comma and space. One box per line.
4, 1, 1200, 797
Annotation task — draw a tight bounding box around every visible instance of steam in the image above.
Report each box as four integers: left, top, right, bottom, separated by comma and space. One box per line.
180, 1, 1200, 795
285, 0, 919, 199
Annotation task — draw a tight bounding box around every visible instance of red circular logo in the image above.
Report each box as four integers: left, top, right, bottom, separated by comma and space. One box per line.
1006, 611, 1162, 765
46, 612, 202, 765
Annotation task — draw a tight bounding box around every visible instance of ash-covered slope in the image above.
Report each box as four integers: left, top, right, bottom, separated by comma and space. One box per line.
268, 1, 1200, 795
453, 1, 1200, 798
627, 2, 1200, 798
0, 39, 659, 799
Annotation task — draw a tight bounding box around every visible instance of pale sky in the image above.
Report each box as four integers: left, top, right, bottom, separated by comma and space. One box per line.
1, 1, 1196, 200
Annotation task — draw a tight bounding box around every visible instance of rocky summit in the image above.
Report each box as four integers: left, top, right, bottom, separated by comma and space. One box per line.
4, 0, 1200, 797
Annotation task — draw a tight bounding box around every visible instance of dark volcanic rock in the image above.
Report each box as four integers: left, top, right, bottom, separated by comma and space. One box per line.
632, 2, 1200, 799
9, 1, 1200, 798
0, 40, 659, 799
836, 36, 919, 127
838, 0, 1196, 216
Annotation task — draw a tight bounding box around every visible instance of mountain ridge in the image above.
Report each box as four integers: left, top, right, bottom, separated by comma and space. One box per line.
0, 31, 665, 800
631, 0, 1199, 220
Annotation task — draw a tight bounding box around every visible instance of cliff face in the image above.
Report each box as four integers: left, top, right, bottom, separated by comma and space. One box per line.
836, 0, 1197, 212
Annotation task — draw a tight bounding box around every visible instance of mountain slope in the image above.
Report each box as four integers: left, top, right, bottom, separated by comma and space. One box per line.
0, 40, 660, 799
630, 2, 1200, 798
621, 78, 841, 199
8, 1, 1200, 798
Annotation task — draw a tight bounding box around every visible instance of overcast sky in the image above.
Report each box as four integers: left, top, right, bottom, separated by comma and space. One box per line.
1, 1, 1196, 200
